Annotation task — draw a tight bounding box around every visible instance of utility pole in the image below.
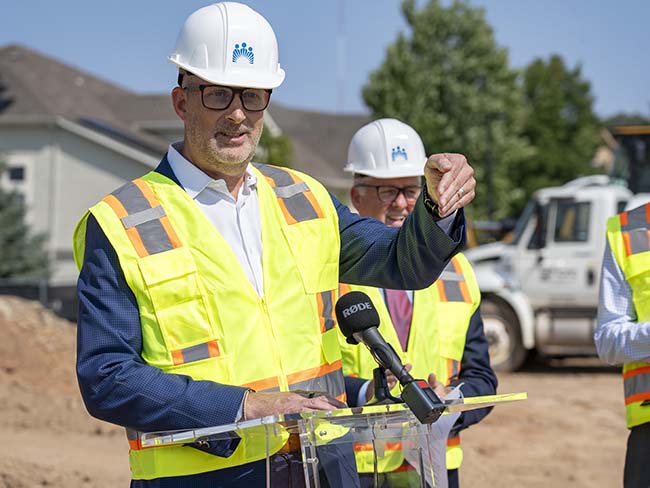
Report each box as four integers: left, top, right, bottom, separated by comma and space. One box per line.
336, 0, 345, 113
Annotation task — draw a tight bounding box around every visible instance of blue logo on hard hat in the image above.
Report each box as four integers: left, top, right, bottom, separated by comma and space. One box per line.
232, 42, 255, 64
391, 146, 408, 162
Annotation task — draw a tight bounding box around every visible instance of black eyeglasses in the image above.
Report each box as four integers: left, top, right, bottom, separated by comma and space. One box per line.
355, 184, 422, 204
184, 84, 272, 112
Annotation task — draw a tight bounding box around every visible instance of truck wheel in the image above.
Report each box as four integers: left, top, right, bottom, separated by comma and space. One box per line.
481, 299, 527, 372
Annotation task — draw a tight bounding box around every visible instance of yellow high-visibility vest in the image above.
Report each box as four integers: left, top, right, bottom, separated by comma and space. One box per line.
606, 202, 650, 428
73, 163, 344, 480
339, 253, 480, 473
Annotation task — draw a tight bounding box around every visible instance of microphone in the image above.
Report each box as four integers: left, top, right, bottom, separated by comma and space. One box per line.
335, 291, 445, 424
336, 291, 413, 384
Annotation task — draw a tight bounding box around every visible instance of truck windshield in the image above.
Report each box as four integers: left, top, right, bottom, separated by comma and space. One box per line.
511, 200, 537, 246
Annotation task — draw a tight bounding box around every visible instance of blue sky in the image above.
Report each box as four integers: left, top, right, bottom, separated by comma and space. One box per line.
3, 1, 648, 118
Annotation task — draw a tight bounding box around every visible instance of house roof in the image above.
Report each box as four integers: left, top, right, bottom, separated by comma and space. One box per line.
0, 43, 369, 189
0, 44, 169, 156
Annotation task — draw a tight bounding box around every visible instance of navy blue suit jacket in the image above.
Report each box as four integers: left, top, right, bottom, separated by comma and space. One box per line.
76, 157, 465, 438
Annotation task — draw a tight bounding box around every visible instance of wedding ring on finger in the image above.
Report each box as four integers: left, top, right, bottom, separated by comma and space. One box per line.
458, 186, 465, 198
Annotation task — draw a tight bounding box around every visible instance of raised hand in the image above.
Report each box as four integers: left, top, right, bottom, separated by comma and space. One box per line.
424, 153, 475, 217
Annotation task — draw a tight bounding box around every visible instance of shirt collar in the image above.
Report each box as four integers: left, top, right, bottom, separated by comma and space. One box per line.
167, 143, 257, 200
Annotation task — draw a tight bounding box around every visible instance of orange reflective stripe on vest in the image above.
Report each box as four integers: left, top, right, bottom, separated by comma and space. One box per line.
624, 365, 650, 406
353, 441, 403, 452
241, 360, 346, 400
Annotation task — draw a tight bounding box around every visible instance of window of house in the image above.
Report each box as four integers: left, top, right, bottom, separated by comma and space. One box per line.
8, 166, 25, 181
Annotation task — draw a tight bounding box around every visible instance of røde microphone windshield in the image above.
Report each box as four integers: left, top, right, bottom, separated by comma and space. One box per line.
335, 290, 445, 424
335, 291, 413, 385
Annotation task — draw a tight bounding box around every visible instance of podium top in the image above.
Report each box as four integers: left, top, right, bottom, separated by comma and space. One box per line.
140, 392, 526, 448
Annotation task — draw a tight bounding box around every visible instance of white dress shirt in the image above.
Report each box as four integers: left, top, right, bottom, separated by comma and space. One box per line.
595, 239, 650, 365
167, 143, 265, 297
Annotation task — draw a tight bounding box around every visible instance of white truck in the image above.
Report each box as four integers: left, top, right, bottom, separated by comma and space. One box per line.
465, 175, 649, 371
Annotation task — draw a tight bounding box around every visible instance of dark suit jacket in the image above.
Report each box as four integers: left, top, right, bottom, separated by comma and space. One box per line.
76, 157, 465, 438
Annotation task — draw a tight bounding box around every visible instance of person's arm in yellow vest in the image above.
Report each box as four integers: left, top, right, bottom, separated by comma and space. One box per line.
595, 240, 650, 364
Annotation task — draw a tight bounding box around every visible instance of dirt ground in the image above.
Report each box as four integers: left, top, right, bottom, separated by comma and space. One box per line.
0, 296, 629, 487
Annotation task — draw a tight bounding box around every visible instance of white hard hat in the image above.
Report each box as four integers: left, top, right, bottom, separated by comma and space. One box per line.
345, 119, 426, 178
168, 2, 285, 89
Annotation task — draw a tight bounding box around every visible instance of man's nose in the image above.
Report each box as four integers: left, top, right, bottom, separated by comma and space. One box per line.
392, 190, 409, 208
225, 94, 246, 123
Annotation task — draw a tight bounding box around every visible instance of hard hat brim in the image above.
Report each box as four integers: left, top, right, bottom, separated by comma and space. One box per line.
343, 165, 425, 179
169, 58, 286, 90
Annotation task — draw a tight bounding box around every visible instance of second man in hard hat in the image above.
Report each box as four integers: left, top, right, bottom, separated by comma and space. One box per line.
340, 118, 497, 488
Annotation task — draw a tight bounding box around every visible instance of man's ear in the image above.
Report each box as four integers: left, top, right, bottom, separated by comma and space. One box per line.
171, 86, 187, 121
350, 186, 362, 209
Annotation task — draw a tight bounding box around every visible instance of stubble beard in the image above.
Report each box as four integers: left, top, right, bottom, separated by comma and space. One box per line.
186, 119, 262, 178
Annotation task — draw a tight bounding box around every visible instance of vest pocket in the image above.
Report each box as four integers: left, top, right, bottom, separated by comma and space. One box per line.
321, 327, 343, 366
138, 247, 217, 350
626, 262, 650, 314
438, 318, 466, 362
283, 219, 339, 294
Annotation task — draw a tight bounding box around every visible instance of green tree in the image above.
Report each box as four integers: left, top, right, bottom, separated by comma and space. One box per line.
0, 162, 49, 279
517, 55, 602, 202
363, 0, 532, 220
257, 129, 294, 168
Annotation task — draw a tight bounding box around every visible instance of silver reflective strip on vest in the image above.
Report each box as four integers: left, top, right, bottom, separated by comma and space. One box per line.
112, 181, 151, 215
180, 342, 212, 364
254, 164, 320, 223
274, 182, 309, 199
449, 360, 460, 380
439, 265, 466, 302
624, 371, 650, 398
255, 164, 295, 186
282, 194, 320, 222
126, 428, 139, 441
111, 181, 175, 255
289, 369, 346, 398
439, 270, 463, 282
121, 205, 166, 229
320, 291, 335, 331
621, 204, 650, 255
627, 228, 650, 255
442, 280, 465, 302
621, 205, 649, 232
135, 219, 174, 255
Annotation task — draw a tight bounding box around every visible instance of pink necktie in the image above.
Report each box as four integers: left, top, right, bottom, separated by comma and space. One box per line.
384, 289, 413, 351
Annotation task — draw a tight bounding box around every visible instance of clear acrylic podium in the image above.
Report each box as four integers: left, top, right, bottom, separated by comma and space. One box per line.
141, 393, 525, 488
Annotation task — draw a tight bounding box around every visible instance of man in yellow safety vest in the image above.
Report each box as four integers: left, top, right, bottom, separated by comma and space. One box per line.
339, 119, 497, 488
73, 3, 477, 487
